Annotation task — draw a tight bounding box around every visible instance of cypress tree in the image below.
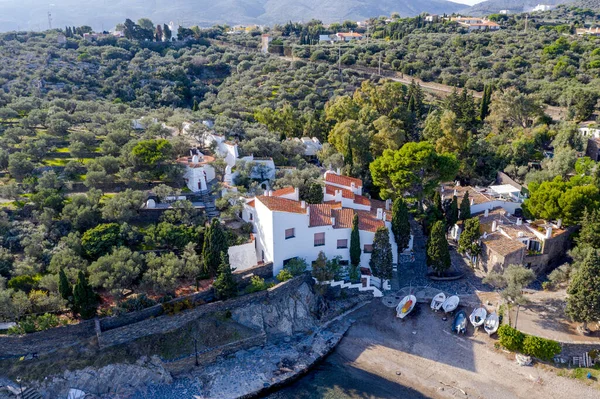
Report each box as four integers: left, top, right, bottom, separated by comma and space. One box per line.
73, 271, 98, 320
213, 252, 237, 300
203, 218, 229, 277
58, 268, 72, 304
192, 99, 199, 112
432, 191, 444, 220
369, 227, 393, 288
459, 191, 471, 222
446, 195, 459, 229
391, 198, 411, 256
427, 221, 451, 276
458, 217, 481, 265
566, 252, 600, 331
350, 213, 361, 266
480, 85, 492, 121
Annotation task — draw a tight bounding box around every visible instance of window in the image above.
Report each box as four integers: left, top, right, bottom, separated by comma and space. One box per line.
363, 244, 373, 253
249, 213, 253, 221
528, 240, 541, 252
314, 232, 325, 247
337, 239, 348, 249
285, 228, 295, 239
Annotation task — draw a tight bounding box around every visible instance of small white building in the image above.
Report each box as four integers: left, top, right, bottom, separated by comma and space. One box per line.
532, 4, 555, 12
440, 181, 524, 217
335, 32, 363, 41
242, 171, 413, 276
292, 137, 322, 157
178, 150, 216, 192
451, 17, 501, 32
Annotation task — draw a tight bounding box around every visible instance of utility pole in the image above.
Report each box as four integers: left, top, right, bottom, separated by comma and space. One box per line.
524, 14, 528, 33
47, 11, 52, 30
378, 52, 382, 76
338, 42, 342, 81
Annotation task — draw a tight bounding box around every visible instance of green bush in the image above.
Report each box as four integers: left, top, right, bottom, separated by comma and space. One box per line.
286, 258, 308, 276
498, 324, 525, 352
118, 294, 157, 312
246, 275, 274, 293
7, 274, 41, 293
8, 313, 61, 335
522, 335, 561, 361
277, 269, 293, 282
161, 299, 194, 316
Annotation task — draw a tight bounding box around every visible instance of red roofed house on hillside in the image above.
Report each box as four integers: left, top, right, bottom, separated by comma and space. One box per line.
240, 170, 413, 277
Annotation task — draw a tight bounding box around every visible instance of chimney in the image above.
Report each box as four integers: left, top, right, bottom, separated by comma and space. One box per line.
557, 219, 562, 228
483, 231, 488, 239
456, 180, 461, 187
545, 226, 552, 239
351, 182, 356, 190
376, 208, 383, 220
383, 211, 387, 221
470, 198, 474, 206
335, 189, 342, 202
453, 189, 458, 196
294, 187, 300, 201
516, 218, 522, 226
301, 200, 306, 209
268, 189, 273, 197
492, 220, 497, 232
336, 167, 341, 175
331, 217, 336, 226
385, 199, 392, 211
484, 209, 489, 217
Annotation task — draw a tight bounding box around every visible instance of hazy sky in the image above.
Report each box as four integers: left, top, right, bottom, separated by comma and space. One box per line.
453, 0, 486, 4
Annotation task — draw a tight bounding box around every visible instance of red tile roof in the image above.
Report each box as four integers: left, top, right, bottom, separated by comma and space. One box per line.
325, 184, 354, 199
256, 196, 306, 214
356, 210, 386, 233
309, 204, 332, 227
353, 195, 371, 206
272, 186, 295, 197
333, 208, 355, 229
247, 200, 255, 208
325, 173, 362, 188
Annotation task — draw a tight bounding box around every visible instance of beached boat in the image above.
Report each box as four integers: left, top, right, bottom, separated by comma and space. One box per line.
430, 292, 446, 311
452, 310, 467, 334
396, 295, 417, 319
442, 295, 459, 313
469, 307, 487, 328
484, 312, 499, 335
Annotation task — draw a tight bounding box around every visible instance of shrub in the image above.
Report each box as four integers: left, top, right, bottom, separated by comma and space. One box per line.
286, 258, 308, 276
8, 313, 61, 335
277, 269, 293, 282
7, 274, 41, 293
118, 294, 157, 312
348, 264, 361, 283
246, 275, 274, 293
161, 299, 194, 316
498, 324, 525, 352
522, 335, 561, 361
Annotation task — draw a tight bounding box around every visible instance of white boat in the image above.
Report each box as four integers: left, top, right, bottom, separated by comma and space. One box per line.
396, 295, 417, 319
484, 312, 499, 335
469, 307, 487, 328
442, 295, 459, 313
430, 292, 446, 311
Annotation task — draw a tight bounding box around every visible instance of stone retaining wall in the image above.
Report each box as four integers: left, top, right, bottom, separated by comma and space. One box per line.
559, 342, 600, 361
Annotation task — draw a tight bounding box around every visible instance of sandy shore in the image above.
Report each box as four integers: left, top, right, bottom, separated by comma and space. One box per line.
270, 300, 599, 399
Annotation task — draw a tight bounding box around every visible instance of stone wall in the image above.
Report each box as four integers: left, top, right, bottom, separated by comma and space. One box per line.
233, 261, 273, 286
559, 342, 600, 362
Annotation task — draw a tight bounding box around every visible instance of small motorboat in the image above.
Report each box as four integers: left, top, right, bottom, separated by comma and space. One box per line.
452, 310, 467, 334
396, 295, 417, 319
469, 307, 487, 328
430, 292, 446, 311
442, 295, 460, 313
484, 312, 499, 335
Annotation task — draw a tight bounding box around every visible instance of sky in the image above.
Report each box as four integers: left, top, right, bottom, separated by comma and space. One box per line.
452, 0, 486, 4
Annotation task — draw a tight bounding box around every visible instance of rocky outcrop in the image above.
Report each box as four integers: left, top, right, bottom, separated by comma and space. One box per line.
37, 356, 172, 399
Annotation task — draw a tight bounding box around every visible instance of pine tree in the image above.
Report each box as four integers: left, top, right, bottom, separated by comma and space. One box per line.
213, 252, 237, 300
577, 208, 600, 249
73, 271, 98, 320
58, 268, 72, 304
203, 218, 229, 277
350, 213, 361, 266
459, 191, 471, 222
458, 217, 481, 264
566, 252, 600, 330
391, 198, 411, 255
446, 195, 459, 229
427, 221, 451, 275
369, 227, 393, 288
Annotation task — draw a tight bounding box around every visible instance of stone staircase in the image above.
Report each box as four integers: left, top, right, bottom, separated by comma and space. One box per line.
19, 388, 43, 399
198, 189, 219, 219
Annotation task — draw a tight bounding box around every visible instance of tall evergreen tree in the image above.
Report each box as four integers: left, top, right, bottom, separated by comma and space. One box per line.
427, 221, 451, 275
369, 227, 393, 288
350, 213, 361, 266
446, 195, 459, 229
73, 271, 98, 320
391, 198, 411, 255
566, 252, 600, 330
213, 252, 237, 300
458, 217, 481, 265
203, 218, 229, 277
58, 268, 72, 304
192, 99, 199, 112
577, 208, 600, 249
459, 191, 471, 222
163, 24, 172, 41
432, 190, 444, 220
480, 84, 492, 121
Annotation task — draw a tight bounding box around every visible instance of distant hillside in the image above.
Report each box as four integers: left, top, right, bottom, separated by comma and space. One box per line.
461, 0, 575, 16
0, 0, 464, 32
571, 0, 600, 8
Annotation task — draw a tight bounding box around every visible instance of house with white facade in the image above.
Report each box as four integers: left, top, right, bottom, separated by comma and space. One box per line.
178, 150, 216, 192
579, 123, 600, 161
441, 181, 525, 216
241, 171, 413, 276
451, 17, 501, 32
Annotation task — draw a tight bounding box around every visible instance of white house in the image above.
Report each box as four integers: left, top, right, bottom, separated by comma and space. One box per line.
451, 17, 501, 32
242, 171, 414, 276
440, 181, 525, 217
178, 150, 216, 192
294, 137, 322, 157
335, 32, 363, 41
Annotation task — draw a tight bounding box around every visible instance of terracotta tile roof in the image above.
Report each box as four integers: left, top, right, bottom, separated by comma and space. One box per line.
333, 208, 354, 229
441, 183, 491, 205
353, 195, 371, 206
309, 204, 332, 227
325, 173, 362, 188
272, 186, 295, 197
482, 233, 526, 257
247, 200, 255, 208
324, 201, 343, 209
337, 32, 363, 37
356, 210, 386, 233
256, 196, 306, 214
325, 184, 355, 199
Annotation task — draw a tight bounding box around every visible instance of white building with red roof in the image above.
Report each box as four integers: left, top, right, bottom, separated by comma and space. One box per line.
241, 170, 413, 276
